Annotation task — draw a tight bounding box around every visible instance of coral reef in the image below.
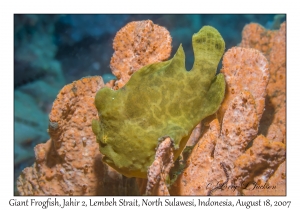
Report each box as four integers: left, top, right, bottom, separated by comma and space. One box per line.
92, 25, 225, 178
241, 22, 286, 144
14, 16, 284, 180
110, 20, 172, 89
169, 23, 286, 195
145, 137, 174, 196
17, 20, 286, 196
17, 77, 139, 195
218, 47, 270, 121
